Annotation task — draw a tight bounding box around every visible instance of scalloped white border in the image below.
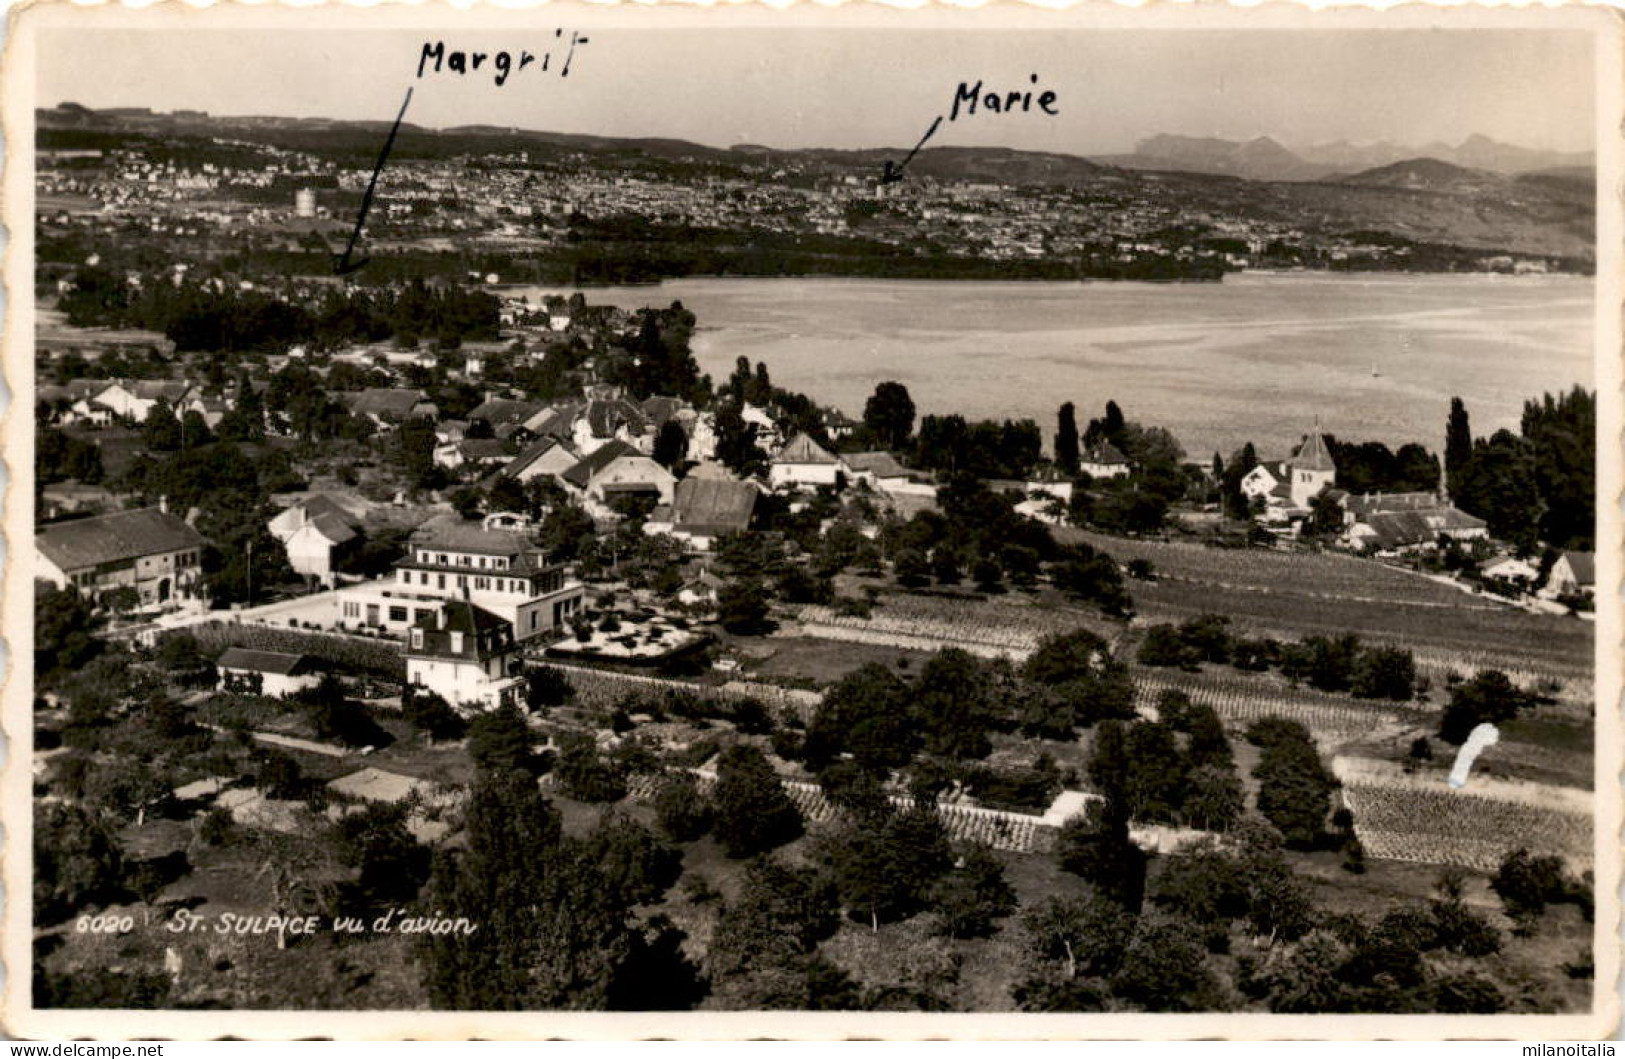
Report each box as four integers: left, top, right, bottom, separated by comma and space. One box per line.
0, 0, 1618, 1040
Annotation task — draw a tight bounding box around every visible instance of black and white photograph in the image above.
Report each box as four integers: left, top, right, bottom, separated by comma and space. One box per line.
4, 1, 1619, 1039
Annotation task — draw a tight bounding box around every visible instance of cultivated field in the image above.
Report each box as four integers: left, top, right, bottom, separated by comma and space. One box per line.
797, 593, 1119, 661
1333, 757, 1594, 874
1133, 667, 1422, 749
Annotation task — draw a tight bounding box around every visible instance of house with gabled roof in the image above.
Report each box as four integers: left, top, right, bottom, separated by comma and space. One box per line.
502, 435, 580, 485
216, 647, 322, 698
337, 388, 436, 429
648, 477, 760, 551
269, 494, 365, 588
92, 379, 194, 423
562, 439, 675, 507
1544, 551, 1595, 600
405, 600, 523, 712
769, 432, 844, 489
1078, 441, 1131, 480
468, 397, 545, 430
36, 505, 207, 607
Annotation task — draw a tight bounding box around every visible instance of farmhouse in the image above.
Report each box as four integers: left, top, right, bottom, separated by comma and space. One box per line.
501, 435, 579, 484
770, 432, 844, 488
649, 477, 760, 551
36, 505, 207, 607
561, 440, 676, 508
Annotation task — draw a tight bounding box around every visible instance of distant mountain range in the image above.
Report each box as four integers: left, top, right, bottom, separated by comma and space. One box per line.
1097, 132, 1594, 183
36, 104, 1597, 260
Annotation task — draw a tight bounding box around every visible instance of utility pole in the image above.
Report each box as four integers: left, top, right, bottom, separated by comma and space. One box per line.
246, 537, 254, 607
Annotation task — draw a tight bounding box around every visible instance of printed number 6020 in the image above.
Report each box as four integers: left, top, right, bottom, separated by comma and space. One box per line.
76, 914, 135, 933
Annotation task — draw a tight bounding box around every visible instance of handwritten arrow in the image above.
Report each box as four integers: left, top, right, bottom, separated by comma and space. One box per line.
334, 86, 414, 276
881, 114, 943, 186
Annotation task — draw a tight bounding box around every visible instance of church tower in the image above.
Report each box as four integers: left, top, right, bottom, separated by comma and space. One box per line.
1289, 423, 1337, 508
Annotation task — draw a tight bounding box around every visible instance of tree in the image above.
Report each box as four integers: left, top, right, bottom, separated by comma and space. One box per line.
467, 701, 536, 775
1445, 396, 1473, 500
525, 666, 574, 710
930, 844, 1017, 939
652, 419, 689, 470
823, 807, 953, 931
1021, 891, 1136, 981
256, 750, 304, 799
1350, 646, 1416, 702
717, 578, 773, 635
1122, 722, 1186, 823
863, 381, 916, 450
402, 687, 466, 742
913, 648, 995, 760
582, 813, 683, 908
35, 584, 102, 684
1250, 720, 1336, 848
333, 802, 430, 913
708, 856, 840, 1009
1439, 669, 1532, 745
1112, 914, 1218, 1011
803, 662, 919, 773
143, 399, 183, 451
555, 731, 627, 803
1183, 764, 1245, 832
1452, 429, 1545, 551
713, 743, 803, 857
1055, 402, 1080, 474
34, 801, 123, 924
1490, 848, 1576, 932
419, 765, 577, 1009
653, 772, 714, 842
1055, 799, 1146, 911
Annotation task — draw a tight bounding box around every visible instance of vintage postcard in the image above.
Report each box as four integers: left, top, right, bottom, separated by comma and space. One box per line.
1, 0, 1619, 1040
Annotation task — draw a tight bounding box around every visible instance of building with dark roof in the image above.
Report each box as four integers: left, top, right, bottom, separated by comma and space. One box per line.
36, 506, 207, 606
562, 440, 676, 506
667, 477, 759, 549
216, 647, 322, 698
405, 600, 523, 712
338, 388, 436, 426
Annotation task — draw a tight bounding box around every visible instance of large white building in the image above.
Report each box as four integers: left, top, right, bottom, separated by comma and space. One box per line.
339, 513, 585, 641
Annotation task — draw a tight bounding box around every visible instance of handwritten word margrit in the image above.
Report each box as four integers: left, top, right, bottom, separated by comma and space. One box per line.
418, 31, 590, 87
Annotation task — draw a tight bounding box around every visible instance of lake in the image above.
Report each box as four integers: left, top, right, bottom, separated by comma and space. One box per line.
512, 272, 1593, 460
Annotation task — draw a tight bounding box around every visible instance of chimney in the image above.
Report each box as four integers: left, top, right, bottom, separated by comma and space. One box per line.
158, 495, 169, 515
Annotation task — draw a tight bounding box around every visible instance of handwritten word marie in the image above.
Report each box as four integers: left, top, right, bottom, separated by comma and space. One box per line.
950, 75, 1059, 122
418, 31, 589, 87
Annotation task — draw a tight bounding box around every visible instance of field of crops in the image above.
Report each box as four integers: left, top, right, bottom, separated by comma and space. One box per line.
1131, 578, 1592, 697
1134, 668, 1420, 748
1063, 530, 1502, 610
798, 594, 1116, 661
543, 662, 822, 720
1334, 757, 1594, 874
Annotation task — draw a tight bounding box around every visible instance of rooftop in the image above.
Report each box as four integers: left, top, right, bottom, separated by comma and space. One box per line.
36, 506, 206, 572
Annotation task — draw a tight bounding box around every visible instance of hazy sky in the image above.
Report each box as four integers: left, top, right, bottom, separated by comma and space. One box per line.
38, 28, 1594, 155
